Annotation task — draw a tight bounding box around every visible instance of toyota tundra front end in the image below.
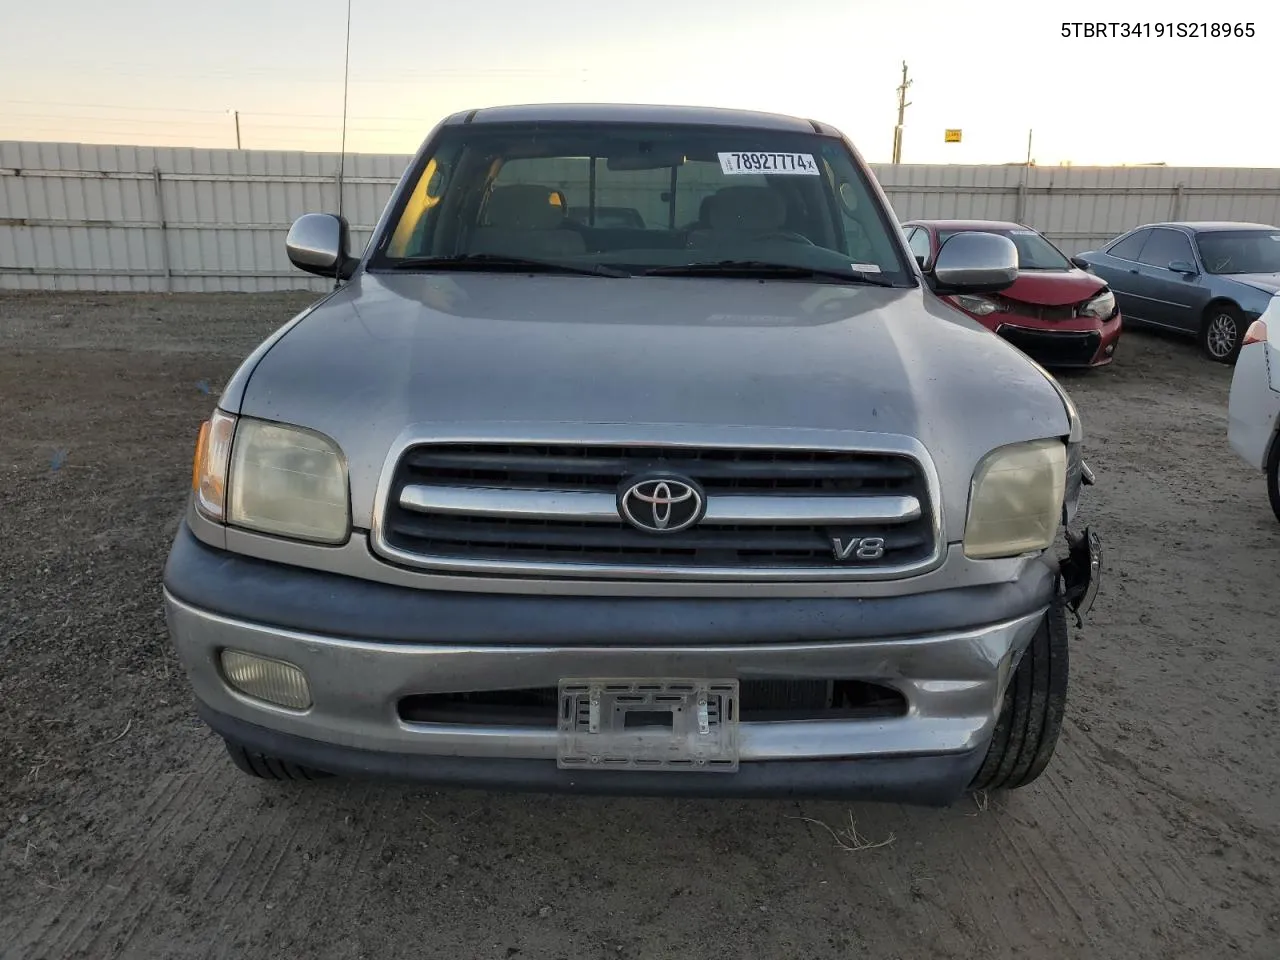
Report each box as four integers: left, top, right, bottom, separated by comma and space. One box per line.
163, 103, 1101, 805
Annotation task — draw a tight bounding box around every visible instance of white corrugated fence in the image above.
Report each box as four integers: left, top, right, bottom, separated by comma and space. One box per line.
2, 140, 1279, 293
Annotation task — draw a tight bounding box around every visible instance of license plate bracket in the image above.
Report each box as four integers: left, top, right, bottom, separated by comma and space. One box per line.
557, 679, 740, 772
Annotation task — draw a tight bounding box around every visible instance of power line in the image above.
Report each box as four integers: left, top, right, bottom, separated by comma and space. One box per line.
0, 99, 231, 115
1, 112, 430, 133
0, 100, 453, 125
0, 64, 588, 83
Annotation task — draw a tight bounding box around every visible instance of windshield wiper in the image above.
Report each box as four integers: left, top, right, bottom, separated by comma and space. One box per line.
382, 254, 629, 278
642, 260, 896, 287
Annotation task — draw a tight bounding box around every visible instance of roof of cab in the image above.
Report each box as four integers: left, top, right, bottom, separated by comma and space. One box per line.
905, 219, 1031, 232
443, 103, 839, 135
1150, 221, 1279, 233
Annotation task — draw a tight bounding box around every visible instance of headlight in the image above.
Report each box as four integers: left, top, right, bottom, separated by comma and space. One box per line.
1020, 360, 1087, 524
226, 418, 350, 543
1078, 289, 1116, 319
949, 294, 1007, 317
964, 439, 1067, 559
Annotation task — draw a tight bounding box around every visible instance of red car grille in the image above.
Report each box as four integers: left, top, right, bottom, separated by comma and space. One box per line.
997, 297, 1081, 322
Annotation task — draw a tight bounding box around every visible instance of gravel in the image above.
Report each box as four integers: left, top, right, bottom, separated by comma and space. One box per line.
1, 291, 1278, 960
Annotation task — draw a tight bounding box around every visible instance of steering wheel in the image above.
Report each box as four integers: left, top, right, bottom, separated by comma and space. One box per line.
758, 231, 816, 246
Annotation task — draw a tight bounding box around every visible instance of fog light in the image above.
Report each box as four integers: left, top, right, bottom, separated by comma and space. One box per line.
1105, 344, 1115, 355
220, 650, 312, 710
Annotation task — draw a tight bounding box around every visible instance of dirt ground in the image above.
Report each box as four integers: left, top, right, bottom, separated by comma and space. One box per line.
1, 290, 1277, 960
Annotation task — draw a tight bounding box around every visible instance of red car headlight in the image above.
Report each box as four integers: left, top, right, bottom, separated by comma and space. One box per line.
1078, 289, 1116, 319
949, 294, 1007, 317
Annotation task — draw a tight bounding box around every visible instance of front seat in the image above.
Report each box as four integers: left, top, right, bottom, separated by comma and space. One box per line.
686, 186, 789, 249
471, 184, 587, 258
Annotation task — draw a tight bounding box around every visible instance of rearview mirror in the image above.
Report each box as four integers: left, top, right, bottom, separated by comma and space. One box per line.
1168, 259, 1198, 275
286, 213, 358, 280
837, 182, 859, 216
930, 232, 1019, 294
605, 152, 686, 171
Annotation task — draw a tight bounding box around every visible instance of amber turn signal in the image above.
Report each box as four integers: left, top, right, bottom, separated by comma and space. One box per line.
193, 410, 237, 521
192, 420, 210, 493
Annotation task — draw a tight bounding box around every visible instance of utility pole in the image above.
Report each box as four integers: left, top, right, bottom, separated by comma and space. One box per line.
1025, 128, 1033, 167
892, 62, 911, 164
234, 110, 242, 150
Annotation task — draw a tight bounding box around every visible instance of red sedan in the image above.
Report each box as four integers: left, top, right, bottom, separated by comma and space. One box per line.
903, 219, 1123, 369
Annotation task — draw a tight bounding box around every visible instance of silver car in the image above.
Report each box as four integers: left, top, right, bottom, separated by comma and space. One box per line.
1227, 296, 1280, 520
164, 103, 1102, 806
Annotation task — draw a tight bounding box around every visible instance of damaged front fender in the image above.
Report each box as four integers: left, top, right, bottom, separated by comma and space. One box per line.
1060, 526, 1103, 626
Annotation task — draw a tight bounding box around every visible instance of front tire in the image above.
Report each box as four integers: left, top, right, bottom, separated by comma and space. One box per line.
224, 739, 332, 781
970, 601, 1069, 792
1201, 304, 1245, 364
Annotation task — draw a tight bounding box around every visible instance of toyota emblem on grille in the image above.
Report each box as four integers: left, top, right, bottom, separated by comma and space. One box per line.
617, 474, 706, 534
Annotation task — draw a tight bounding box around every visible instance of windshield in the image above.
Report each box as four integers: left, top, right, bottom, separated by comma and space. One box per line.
938, 228, 1072, 271
369, 122, 913, 284
1195, 230, 1280, 274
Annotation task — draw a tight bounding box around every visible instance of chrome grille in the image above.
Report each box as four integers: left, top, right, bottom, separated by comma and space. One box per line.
375, 443, 938, 580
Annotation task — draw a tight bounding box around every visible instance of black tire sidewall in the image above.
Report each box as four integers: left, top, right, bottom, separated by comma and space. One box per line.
1267, 433, 1280, 523
970, 602, 1070, 793
223, 738, 331, 781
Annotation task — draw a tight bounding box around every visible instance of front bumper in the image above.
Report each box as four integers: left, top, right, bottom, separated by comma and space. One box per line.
994, 314, 1122, 369
163, 523, 1098, 803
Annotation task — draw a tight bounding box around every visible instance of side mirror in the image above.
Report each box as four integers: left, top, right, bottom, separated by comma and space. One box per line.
930, 231, 1019, 294
286, 213, 358, 280
1168, 259, 1198, 276
1070, 256, 1092, 271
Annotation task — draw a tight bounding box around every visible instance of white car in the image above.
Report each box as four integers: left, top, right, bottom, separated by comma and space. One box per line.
1228, 295, 1280, 521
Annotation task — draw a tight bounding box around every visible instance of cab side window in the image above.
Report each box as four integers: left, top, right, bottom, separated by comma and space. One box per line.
1137, 228, 1194, 270
1107, 229, 1151, 263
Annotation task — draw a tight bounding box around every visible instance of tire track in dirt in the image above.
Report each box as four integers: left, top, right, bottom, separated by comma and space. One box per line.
82, 744, 238, 957
195, 776, 367, 959
1056, 732, 1236, 953
798, 800, 1055, 957
200, 782, 390, 960
1062, 724, 1274, 953
9, 742, 219, 959
93, 755, 239, 960
944, 803, 1097, 955
1012, 781, 1159, 950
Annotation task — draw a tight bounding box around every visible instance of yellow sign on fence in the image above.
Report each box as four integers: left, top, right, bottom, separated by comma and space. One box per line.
944, 129, 962, 143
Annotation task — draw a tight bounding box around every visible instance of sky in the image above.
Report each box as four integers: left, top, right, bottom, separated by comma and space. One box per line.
1, 0, 1275, 166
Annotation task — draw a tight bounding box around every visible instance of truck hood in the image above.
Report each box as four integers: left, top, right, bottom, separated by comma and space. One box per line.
237, 272, 1070, 537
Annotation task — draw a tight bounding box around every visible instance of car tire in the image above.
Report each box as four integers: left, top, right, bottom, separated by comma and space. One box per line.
969, 600, 1069, 793
1267, 434, 1280, 523
1200, 304, 1245, 364
224, 739, 333, 781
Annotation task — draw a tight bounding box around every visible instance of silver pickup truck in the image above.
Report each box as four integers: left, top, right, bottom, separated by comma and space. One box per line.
163, 103, 1102, 806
